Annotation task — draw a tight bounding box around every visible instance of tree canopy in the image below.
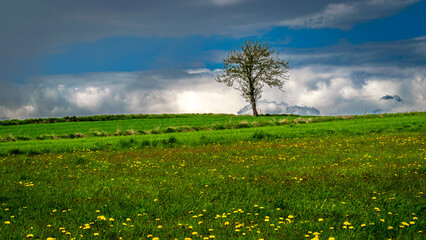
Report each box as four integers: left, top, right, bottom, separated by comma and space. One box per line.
216, 39, 291, 116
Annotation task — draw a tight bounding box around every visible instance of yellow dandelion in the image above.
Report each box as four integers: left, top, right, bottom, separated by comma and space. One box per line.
94, 233, 99, 236
388, 226, 393, 229
157, 225, 162, 229
288, 215, 294, 219
361, 224, 366, 227
4, 221, 11, 224
27, 234, 34, 238
209, 236, 215, 239
329, 238, 335, 240
192, 232, 198, 235
318, 218, 324, 222
153, 238, 159, 240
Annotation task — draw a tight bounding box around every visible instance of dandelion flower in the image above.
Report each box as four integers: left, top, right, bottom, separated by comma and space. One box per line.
94, 233, 99, 236
4, 221, 11, 224
26, 234, 34, 238
318, 218, 324, 222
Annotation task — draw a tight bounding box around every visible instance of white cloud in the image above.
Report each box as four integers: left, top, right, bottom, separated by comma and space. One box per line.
0, 64, 423, 119
262, 65, 425, 115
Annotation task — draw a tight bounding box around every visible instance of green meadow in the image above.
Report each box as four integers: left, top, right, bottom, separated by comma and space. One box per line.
0, 112, 424, 239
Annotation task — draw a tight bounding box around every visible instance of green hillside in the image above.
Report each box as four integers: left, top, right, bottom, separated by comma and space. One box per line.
0, 112, 424, 239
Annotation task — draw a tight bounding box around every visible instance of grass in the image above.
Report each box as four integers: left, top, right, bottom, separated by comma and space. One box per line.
0, 112, 424, 239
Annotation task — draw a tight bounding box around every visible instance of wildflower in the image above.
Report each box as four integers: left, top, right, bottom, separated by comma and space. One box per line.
192, 232, 198, 235
94, 233, 99, 236
329, 238, 335, 240
46, 238, 56, 240
4, 221, 11, 224
343, 221, 351, 226
388, 226, 393, 229
109, 218, 114, 221
361, 224, 366, 227
288, 215, 294, 219
318, 218, 324, 222
224, 221, 230, 225
27, 234, 34, 238
157, 225, 162, 229
97, 215, 106, 221
153, 238, 159, 240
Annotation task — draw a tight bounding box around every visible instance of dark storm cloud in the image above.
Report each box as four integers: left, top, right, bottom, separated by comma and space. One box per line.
380, 95, 403, 102
0, 0, 418, 75
283, 37, 426, 68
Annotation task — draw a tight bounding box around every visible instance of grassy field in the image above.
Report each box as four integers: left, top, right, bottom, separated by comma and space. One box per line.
0, 112, 424, 239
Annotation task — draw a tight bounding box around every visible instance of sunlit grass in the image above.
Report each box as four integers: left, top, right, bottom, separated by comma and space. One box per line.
0, 113, 424, 239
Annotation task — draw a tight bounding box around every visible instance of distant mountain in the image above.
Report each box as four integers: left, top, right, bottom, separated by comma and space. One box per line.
237, 100, 320, 115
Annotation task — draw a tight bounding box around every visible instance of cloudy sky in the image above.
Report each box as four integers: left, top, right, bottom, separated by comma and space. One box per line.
1, 0, 425, 119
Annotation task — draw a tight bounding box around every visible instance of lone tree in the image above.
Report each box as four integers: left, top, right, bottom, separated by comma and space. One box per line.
216, 39, 291, 116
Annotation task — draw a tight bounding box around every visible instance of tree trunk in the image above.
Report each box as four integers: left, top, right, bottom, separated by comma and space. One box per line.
251, 100, 259, 116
